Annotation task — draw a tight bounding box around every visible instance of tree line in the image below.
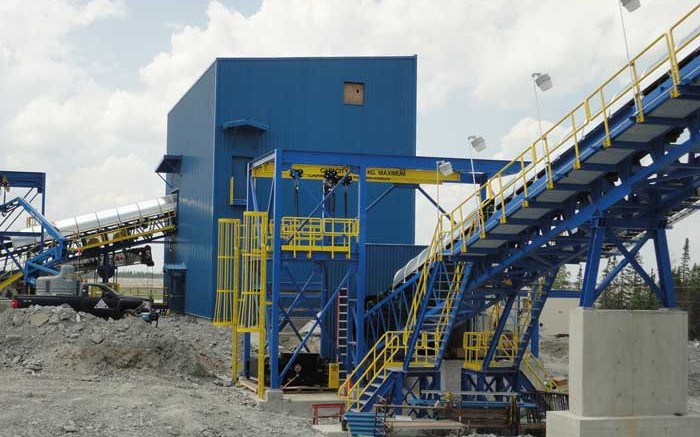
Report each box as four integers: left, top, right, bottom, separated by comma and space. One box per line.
551, 237, 700, 339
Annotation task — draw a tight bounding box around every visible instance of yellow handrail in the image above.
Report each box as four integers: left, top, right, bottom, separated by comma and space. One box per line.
340, 5, 698, 407
340, 331, 405, 409
275, 216, 359, 258
437, 5, 698, 255
214, 219, 241, 327
235, 212, 269, 399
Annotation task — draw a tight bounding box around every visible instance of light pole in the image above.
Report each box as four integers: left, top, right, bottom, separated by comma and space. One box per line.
436, 160, 453, 228
531, 73, 553, 139
618, 0, 641, 112
467, 135, 487, 227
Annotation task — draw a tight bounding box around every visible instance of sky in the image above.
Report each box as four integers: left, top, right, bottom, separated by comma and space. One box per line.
1, 0, 698, 271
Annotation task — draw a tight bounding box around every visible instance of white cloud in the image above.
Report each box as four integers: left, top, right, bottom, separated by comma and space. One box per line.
0, 0, 698, 269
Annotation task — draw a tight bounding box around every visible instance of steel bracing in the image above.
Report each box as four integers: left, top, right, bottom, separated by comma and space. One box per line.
227, 148, 518, 398
338, 5, 700, 431
0, 191, 177, 289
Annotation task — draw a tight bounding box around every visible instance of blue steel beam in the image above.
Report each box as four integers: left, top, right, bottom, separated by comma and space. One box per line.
269, 149, 283, 390
0, 171, 45, 191
652, 228, 677, 308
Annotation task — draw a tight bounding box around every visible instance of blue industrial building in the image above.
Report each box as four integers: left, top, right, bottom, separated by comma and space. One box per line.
159, 56, 419, 317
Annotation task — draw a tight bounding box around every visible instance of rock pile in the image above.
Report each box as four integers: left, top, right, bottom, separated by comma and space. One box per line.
0, 305, 226, 378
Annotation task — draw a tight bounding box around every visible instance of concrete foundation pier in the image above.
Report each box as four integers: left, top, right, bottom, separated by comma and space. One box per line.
547, 308, 700, 437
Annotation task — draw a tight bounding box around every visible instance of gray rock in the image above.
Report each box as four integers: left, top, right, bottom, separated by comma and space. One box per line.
90, 333, 104, 344
63, 420, 78, 433
30, 313, 49, 327
24, 362, 42, 371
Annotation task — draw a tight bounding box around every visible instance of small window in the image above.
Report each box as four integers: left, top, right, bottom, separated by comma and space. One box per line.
344, 82, 365, 105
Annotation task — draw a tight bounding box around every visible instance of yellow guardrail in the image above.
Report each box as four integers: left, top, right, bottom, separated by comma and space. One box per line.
463, 331, 558, 392
436, 4, 699, 256
339, 331, 405, 410
275, 216, 358, 258
463, 331, 520, 370
234, 211, 269, 398
214, 219, 241, 327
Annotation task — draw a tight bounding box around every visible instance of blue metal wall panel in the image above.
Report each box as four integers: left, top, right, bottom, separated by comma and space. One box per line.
214, 57, 417, 244
168, 57, 417, 318
165, 63, 217, 317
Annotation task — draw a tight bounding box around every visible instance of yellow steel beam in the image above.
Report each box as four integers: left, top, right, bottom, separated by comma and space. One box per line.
0, 271, 23, 290
251, 162, 461, 184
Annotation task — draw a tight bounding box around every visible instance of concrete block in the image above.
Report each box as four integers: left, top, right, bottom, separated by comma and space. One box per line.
440, 359, 462, 395
547, 410, 700, 437
569, 309, 688, 417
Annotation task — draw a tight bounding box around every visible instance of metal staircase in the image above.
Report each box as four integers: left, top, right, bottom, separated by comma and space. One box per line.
339, 249, 470, 412
342, 4, 700, 426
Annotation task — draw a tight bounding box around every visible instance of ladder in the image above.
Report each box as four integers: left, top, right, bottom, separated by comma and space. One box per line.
337, 287, 349, 380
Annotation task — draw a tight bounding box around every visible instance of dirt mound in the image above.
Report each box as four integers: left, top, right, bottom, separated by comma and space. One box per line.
0, 305, 221, 378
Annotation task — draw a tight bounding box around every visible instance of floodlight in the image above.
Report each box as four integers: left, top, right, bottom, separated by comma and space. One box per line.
468, 135, 486, 152
437, 160, 453, 176
532, 73, 553, 92
621, 0, 641, 12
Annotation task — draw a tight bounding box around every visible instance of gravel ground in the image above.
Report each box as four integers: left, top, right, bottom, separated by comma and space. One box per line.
4, 304, 696, 436
538, 334, 700, 414
0, 305, 320, 437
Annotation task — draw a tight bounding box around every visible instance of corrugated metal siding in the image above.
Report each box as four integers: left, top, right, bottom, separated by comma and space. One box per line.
168, 57, 417, 318
326, 244, 426, 297
214, 57, 417, 244
165, 63, 217, 317
366, 244, 426, 295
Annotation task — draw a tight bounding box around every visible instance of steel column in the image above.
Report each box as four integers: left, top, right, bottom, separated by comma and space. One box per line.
580, 220, 605, 307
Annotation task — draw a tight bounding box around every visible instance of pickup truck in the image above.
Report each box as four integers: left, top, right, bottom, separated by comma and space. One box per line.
11, 282, 157, 321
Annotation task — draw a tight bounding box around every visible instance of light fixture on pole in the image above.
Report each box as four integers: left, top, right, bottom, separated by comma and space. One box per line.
435, 160, 453, 226
618, 0, 640, 112
532, 73, 552, 92
437, 160, 454, 176
467, 135, 486, 187
466, 135, 486, 232
621, 0, 640, 13
531, 72, 553, 138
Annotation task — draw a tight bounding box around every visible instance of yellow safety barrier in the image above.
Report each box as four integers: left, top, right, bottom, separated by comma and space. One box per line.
214, 219, 241, 327
436, 4, 699, 257
275, 216, 359, 258
233, 212, 269, 399
339, 331, 405, 410
328, 363, 340, 389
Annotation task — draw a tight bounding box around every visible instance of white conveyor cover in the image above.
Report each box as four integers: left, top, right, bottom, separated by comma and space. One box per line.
10, 194, 177, 249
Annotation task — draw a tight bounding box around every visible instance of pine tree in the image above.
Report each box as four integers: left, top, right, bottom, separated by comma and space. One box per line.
553, 265, 572, 289
576, 264, 583, 290
681, 238, 691, 283
599, 256, 623, 309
